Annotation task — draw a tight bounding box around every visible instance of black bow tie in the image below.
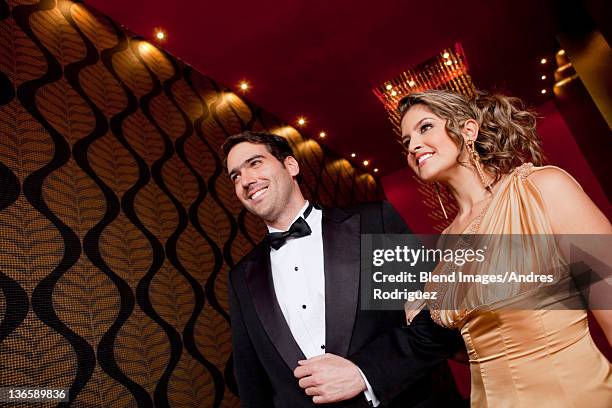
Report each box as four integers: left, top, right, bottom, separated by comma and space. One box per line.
267, 203, 314, 250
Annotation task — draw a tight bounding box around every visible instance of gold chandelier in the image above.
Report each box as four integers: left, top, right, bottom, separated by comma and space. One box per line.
373, 42, 476, 136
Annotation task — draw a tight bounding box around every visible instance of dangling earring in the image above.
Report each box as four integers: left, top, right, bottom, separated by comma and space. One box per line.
434, 182, 448, 220
466, 139, 492, 191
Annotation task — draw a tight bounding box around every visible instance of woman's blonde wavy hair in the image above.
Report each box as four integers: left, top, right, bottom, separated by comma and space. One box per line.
397, 89, 545, 182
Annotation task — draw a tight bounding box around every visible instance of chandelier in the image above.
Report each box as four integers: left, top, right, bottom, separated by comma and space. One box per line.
373, 42, 476, 136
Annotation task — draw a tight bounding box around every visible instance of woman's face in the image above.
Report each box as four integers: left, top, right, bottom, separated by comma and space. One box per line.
400, 104, 463, 182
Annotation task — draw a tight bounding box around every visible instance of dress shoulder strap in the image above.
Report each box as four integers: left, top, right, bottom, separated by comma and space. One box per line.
513, 162, 535, 179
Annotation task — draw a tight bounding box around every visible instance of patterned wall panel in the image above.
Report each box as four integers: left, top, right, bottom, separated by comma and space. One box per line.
0, 0, 386, 406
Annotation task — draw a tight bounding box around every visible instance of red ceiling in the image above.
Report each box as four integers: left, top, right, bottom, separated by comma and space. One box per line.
85, 0, 561, 175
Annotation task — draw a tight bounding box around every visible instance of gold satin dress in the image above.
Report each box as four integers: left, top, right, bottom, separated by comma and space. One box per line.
427, 164, 612, 407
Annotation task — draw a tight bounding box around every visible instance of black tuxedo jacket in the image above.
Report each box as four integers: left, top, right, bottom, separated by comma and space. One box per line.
229, 201, 464, 407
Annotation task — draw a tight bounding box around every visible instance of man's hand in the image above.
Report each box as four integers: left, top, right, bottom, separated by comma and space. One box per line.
293, 353, 366, 404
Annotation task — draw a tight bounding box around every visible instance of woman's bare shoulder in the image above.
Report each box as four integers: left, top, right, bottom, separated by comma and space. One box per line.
526, 165, 582, 191
525, 165, 610, 233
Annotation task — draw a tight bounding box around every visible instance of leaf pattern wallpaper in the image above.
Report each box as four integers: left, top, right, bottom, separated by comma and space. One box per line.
0, 0, 385, 406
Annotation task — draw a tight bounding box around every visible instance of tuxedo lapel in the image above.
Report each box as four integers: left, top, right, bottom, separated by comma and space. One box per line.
322, 207, 361, 357
245, 243, 306, 370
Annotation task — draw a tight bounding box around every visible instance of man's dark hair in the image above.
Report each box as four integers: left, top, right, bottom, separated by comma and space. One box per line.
221, 131, 295, 171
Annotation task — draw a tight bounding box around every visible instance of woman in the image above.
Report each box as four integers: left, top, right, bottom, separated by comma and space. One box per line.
398, 89, 612, 407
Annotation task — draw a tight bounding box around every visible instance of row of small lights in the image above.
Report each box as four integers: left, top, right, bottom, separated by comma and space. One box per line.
538, 50, 564, 95
293, 113, 378, 173
152, 28, 378, 174
539, 56, 548, 94
238, 83, 377, 173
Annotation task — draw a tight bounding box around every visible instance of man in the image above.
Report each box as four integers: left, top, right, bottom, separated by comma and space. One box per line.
223, 131, 464, 407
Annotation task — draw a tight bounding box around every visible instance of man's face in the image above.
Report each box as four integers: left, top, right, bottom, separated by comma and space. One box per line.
226, 142, 299, 223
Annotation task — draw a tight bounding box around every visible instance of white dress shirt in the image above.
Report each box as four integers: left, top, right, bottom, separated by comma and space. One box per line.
268, 201, 379, 406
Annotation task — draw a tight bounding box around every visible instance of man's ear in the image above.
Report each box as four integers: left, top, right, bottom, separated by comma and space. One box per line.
462, 118, 479, 141
284, 156, 300, 177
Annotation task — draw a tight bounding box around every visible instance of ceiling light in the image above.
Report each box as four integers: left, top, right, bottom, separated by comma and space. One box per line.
386, 83, 393, 90
319, 131, 326, 138
373, 168, 379, 173
443, 52, 450, 59
239, 81, 249, 91
541, 89, 547, 94
154, 28, 166, 42
541, 75, 546, 80
351, 153, 356, 158
297, 117, 306, 126
540, 58, 547, 64
408, 80, 415, 87
391, 90, 397, 96
445, 60, 452, 66
363, 160, 369, 166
